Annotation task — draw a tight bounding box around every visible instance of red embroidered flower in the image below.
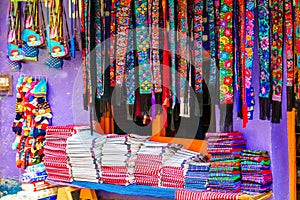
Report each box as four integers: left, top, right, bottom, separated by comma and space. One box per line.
296, 40, 300, 52
244, 68, 251, 77
224, 60, 233, 69
224, 28, 232, 37
275, 85, 282, 95
248, 40, 254, 47
224, 44, 233, 53
224, 0, 233, 6
276, 71, 282, 80
246, 11, 254, 20
224, 13, 233, 22
224, 76, 233, 85
224, 92, 233, 101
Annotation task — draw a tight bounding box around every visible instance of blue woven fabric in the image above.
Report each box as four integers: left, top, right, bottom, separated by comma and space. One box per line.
71, 181, 176, 199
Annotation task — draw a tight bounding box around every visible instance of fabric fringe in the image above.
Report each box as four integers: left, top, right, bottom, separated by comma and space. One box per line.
194, 92, 203, 117
287, 86, 293, 111
259, 97, 271, 120
140, 94, 151, 114
271, 101, 281, 123
297, 100, 300, 127
219, 104, 233, 132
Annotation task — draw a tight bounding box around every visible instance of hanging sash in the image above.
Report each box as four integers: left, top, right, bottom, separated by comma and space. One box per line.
94, 0, 103, 99
245, 0, 255, 120
285, 0, 293, 111
271, 0, 283, 123
295, 0, 300, 126
151, 0, 161, 93
219, 0, 234, 132
177, 0, 189, 117
258, 0, 270, 120
136, 0, 152, 95
194, 0, 203, 94
109, 0, 119, 87
219, 0, 234, 104
125, 15, 135, 105
208, 0, 217, 86
168, 0, 176, 108
115, 0, 132, 87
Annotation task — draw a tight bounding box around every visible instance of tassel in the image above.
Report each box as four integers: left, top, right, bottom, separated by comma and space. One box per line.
126, 104, 134, 120
271, 101, 282, 123
297, 99, 300, 127
151, 92, 156, 120
140, 94, 151, 114
114, 86, 122, 106
259, 97, 270, 120
242, 105, 248, 128
287, 86, 293, 111
219, 104, 233, 132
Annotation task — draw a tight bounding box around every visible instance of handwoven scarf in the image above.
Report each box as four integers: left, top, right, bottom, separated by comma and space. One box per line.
115, 0, 131, 87
295, 0, 300, 122
285, 0, 293, 111
258, 0, 271, 120
135, 0, 152, 95
125, 16, 135, 105
151, 0, 161, 93
109, 0, 119, 87
245, 0, 255, 120
219, 0, 234, 131
208, 0, 217, 86
194, 0, 204, 94
177, 0, 188, 101
271, 0, 284, 123
233, 0, 240, 115
168, 0, 176, 108
94, 0, 103, 99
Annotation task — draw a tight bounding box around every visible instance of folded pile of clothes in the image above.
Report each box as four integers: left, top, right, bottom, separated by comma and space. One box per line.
241, 150, 272, 194
66, 130, 106, 183
206, 132, 246, 193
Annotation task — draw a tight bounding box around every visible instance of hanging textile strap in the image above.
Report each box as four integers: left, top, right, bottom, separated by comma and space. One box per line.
109, 0, 119, 87
219, 0, 234, 132
125, 11, 135, 106
151, 0, 161, 93
295, 0, 300, 126
208, 0, 217, 86
161, 0, 170, 127
245, 0, 255, 120
115, 0, 132, 87
258, 0, 271, 120
271, 0, 284, 123
194, 0, 203, 94
233, 0, 240, 115
193, 0, 204, 117
177, 0, 188, 100
285, 0, 293, 111
177, 0, 190, 118
168, 0, 176, 108
136, 0, 152, 92
94, 0, 103, 99
238, 0, 247, 126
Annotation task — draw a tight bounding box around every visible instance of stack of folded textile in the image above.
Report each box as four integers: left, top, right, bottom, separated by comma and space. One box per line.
183, 159, 210, 191
101, 134, 134, 185
44, 125, 89, 182
241, 150, 272, 194
161, 149, 204, 189
206, 132, 246, 193
20, 163, 48, 184
134, 141, 182, 187
66, 130, 106, 183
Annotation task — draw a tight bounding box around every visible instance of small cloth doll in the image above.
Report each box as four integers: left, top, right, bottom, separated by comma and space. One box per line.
33, 98, 52, 139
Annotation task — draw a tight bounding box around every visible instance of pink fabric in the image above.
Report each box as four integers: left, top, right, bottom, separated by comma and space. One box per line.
175, 190, 241, 200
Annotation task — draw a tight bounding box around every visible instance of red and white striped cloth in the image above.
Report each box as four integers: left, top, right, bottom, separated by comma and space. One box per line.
44, 125, 80, 182
175, 190, 241, 200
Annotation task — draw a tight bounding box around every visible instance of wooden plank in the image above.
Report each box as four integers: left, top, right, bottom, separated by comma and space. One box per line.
288, 110, 296, 200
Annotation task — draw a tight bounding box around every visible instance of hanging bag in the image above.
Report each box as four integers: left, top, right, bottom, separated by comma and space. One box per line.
7, 0, 24, 62
22, 0, 44, 47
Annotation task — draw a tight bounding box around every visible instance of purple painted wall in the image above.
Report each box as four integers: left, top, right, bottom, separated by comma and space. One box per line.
0, 0, 89, 179
0, 1, 290, 200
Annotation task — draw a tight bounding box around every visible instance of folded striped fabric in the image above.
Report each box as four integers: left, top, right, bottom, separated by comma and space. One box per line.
175, 190, 241, 200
